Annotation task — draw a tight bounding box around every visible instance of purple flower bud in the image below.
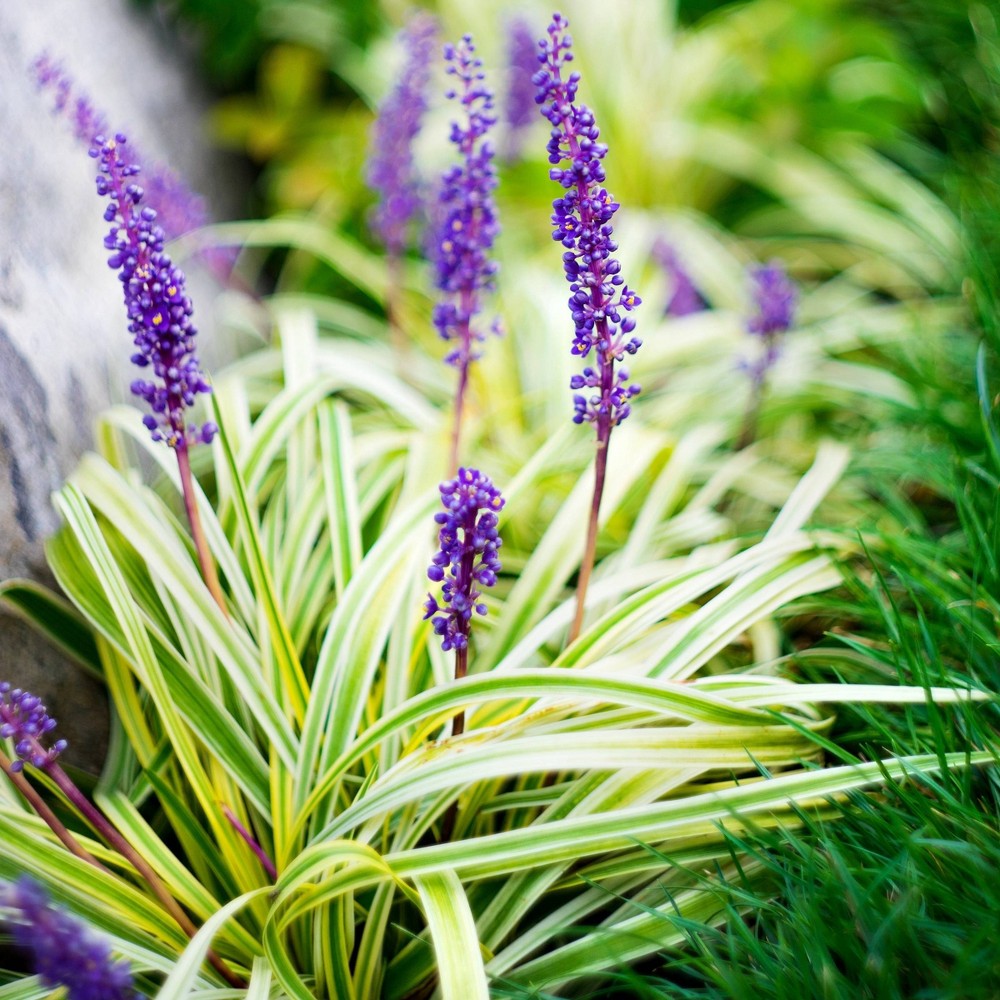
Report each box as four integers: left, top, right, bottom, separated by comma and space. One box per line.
366, 14, 438, 255
431, 35, 502, 372
0, 682, 66, 773
0, 878, 135, 999
536, 15, 640, 428
424, 469, 504, 653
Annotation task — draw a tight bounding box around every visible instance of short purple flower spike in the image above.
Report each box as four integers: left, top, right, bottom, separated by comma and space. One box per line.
1, 878, 135, 1000
92, 133, 216, 448
744, 261, 797, 385
0, 682, 67, 773
423, 468, 504, 653
534, 13, 642, 428
431, 35, 501, 371
367, 14, 437, 255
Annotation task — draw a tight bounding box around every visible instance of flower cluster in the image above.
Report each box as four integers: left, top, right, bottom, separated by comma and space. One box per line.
534, 13, 641, 427
92, 133, 216, 448
0, 683, 67, 773
367, 13, 437, 256
431, 35, 501, 370
502, 16, 539, 160
0, 878, 135, 1000
744, 262, 797, 384
423, 469, 504, 652
653, 238, 706, 317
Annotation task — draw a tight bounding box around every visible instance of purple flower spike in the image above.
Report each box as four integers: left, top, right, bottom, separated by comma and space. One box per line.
367, 13, 438, 255
423, 468, 504, 653
534, 13, 641, 428
92, 133, 215, 448
744, 261, 797, 385
432, 35, 501, 371
502, 17, 539, 160
652, 238, 706, 317
1, 878, 135, 1000
0, 682, 67, 773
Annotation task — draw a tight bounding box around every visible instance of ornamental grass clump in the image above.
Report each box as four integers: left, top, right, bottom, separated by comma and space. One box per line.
534, 12, 642, 642
432, 34, 501, 472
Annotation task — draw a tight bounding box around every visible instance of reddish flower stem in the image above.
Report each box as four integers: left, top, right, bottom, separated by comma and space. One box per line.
43, 760, 246, 988
569, 414, 611, 644
175, 443, 227, 615
221, 803, 277, 880
0, 751, 107, 872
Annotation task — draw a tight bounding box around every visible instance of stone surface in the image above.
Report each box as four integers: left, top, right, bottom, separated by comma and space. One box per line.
0, 0, 244, 772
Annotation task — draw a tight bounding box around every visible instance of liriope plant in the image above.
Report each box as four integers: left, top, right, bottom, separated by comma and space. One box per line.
0, 9, 989, 1000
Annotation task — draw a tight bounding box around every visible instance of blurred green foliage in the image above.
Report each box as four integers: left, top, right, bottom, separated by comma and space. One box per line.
137, 0, 943, 244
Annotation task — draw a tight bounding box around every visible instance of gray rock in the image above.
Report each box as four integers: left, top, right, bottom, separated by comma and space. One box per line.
0, 0, 245, 772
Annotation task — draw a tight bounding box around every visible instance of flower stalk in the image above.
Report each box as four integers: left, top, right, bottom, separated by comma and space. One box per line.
431, 35, 501, 473
534, 14, 642, 643
91, 131, 225, 611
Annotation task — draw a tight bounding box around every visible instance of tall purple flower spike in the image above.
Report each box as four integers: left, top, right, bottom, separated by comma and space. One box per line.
431, 34, 501, 371
0, 682, 67, 773
534, 13, 642, 428
0, 878, 135, 1000
745, 261, 797, 384
367, 14, 438, 256
423, 468, 504, 653
92, 132, 216, 448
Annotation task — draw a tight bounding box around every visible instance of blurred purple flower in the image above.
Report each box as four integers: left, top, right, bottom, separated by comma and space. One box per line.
0, 682, 67, 773
652, 238, 706, 317
502, 16, 538, 161
367, 13, 438, 256
1, 878, 135, 1000
33, 53, 210, 244
744, 261, 797, 385
535, 13, 641, 428
748, 261, 797, 337
431, 34, 501, 371
93, 132, 215, 447
423, 468, 504, 653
